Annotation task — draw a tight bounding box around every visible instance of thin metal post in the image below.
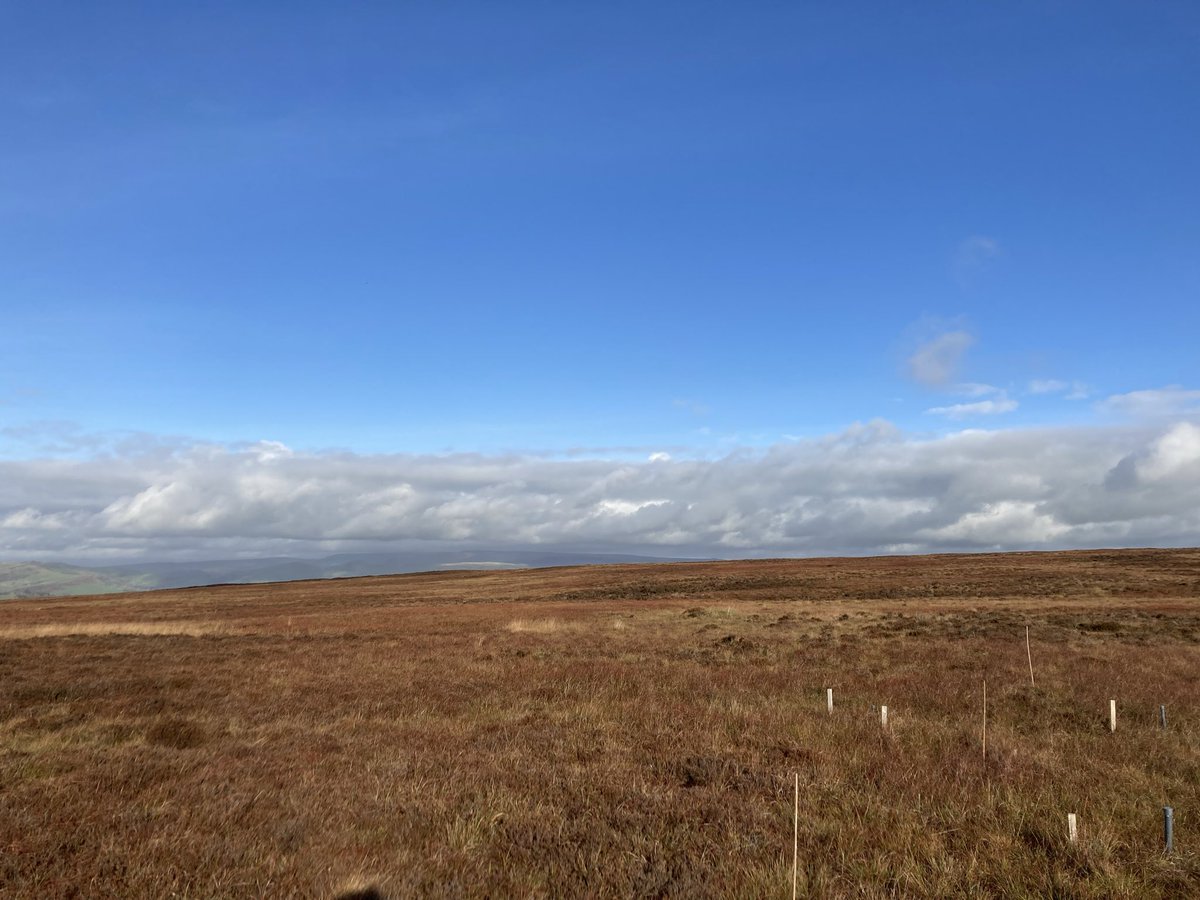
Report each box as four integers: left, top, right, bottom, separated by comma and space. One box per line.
826, 687, 833, 715
1067, 813, 1078, 844
1160, 705, 1168, 730
1164, 806, 1174, 854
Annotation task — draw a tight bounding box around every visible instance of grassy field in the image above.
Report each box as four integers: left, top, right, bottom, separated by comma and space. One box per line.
1, 549, 1198, 897
0, 562, 155, 601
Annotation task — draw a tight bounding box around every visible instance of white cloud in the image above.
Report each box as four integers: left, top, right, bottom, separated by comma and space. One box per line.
907, 331, 975, 387
1106, 422, 1200, 488
921, 500, 1069, 545
3, 417, 1200, 562
1139, 422, 1200, 481
252, 440, 294, 462
926, 398, 1019, 419
1030, 379, 1090, 399
1103, 386, 1200, 418
956, 382, 1002, 397
594, 499, 670, 517
0, 508, 71, 532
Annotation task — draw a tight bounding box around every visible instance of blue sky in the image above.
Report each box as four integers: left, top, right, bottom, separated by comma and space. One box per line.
2, 3, 1199, 561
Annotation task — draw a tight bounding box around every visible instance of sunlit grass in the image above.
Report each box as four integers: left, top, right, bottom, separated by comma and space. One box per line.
0, 549, 1197, 896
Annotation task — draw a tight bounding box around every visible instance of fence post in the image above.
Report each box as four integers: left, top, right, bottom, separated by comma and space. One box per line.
1109, 699, 1117, 733
1164, 806, 1174, 854
792, 773, 799, 899
982, 679, 987, 760
1068, 813, 1078, 844
1025, 625, 1035, 687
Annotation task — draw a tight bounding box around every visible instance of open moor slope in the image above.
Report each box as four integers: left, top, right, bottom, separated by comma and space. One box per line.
1, 549, 1199, 897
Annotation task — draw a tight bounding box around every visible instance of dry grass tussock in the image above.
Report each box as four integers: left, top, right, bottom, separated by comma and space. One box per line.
0, 548, 1198, 897
0, 620, 229, 639
504, 617, 576, 634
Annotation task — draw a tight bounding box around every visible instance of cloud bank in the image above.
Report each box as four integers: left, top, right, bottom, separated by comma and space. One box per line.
1102, 387, 1200, 418
3, 418, 1199, 562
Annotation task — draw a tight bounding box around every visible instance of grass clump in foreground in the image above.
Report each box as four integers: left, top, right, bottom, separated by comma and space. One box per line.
0, 548, 1197, 897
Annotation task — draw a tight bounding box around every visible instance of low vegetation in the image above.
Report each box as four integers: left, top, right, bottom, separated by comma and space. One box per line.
0, 549, 1197, 897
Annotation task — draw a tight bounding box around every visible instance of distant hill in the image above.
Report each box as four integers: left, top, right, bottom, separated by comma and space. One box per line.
0, 550, 704, 600
0, 562, 157, 600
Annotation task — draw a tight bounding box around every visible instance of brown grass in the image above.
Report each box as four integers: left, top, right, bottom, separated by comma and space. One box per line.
504, 617, 584, 634
0, 548, 1198, 897
0, 621, 230, 639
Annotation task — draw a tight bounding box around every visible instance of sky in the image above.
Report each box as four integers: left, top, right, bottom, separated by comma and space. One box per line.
2, 2, 1198, 563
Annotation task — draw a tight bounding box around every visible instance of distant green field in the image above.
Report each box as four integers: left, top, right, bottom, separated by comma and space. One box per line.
0, 563, 156, 600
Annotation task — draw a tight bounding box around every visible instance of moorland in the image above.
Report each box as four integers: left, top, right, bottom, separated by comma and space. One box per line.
1, 548, 1198, 897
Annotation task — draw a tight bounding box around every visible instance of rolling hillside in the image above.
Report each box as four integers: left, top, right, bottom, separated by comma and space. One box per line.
0, 550, 702, 599
0, 562, 156, 600
1, 549, 1198, 896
